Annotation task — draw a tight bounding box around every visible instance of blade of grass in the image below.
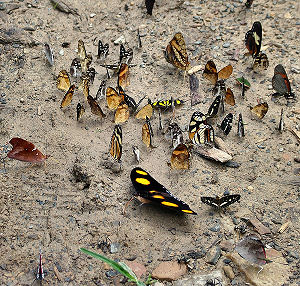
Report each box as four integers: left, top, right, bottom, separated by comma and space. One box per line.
80, 248, 145, 285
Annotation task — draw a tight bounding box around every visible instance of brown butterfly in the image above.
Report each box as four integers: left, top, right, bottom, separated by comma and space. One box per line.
60, 84, 76, 108
253, 52, 269, 72
110, 125, 122, 162
203, 60, 233, 86
224, 88, 235, 106
8, 138, 48, 163
142, 116, 153, 147
106, 87, 124, 110
250, 102, 268, 119
115, 101, 129, 124
87, 95, 106, 118
272, 64, 295, 99
164, 32, 190, 71
118, 63, 130, 90
135, 101, 153, 120
76, 103, 85, 121
170, 143, 190, 170
57, 70, 71, 91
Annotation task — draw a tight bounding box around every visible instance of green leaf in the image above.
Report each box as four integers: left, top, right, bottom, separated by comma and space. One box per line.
236, 77, 251, 87
80, 248, 144, 284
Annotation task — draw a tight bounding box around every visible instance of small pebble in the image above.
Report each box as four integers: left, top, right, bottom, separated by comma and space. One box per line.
20, 98, 24, 103
90, 13, 96, 18
59, 49, 64, 56
223, 42, 230, 48
110, 242, 120, 254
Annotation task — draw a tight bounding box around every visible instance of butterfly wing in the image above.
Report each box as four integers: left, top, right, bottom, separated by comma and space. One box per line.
220, 113, 233, 135
44, 43, 54, 66
207, 95, 221, 118
142, 117, 153, 147
225, 88, 235, 106
131, 167, 197, 214
272, 64, 291, 95
245, 22, 262, 57
201, 197, 220, 208
250, 102, 268, 119
8, 138, 47, 163
170, 143, 190, 170
110, 125, 122, 161
57, 70, 71, 91
87, 95, 106, 118
219, 194, 240, 207
76, 103, 85, 121
218, 64, 233, 80
192, 124, 215, 145
118, 63, 130, 89
70, 58, 82, 78
106, 87, 124, 110
203, 60, 218, 85
145, 0, 155, 15
115, 101, 129, 124
188, 111, 207, 140
253, 52, 269, 72
135, 103, 153, 119
78, 39, 87, 61
237, 113, 245, 137
95, 80, 107, 100
60, 84, 76, 108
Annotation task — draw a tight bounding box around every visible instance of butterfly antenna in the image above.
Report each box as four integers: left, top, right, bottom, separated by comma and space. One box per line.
122, 196, 135, 215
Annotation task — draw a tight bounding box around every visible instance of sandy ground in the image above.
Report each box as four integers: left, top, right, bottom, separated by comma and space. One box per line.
0, 0, 299, 285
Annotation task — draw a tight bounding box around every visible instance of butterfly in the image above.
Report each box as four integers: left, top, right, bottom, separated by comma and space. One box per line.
245, 0, 254, 8
76, 103, 85, 121
137, 28, 142, 49
135, 100, 153, 119
77, 40, 93, 74
86, 67, 96, 84
120, 44, 133, 65
60, 84, 76, 108
37, 250, 44, 280
201, 194, 240, 209
253, 52, 269, 72
237, 113, 245, 137
272, 64, 295, 99
169, 122, 183, 149
118, 63, 130, 90
203, 60, 233, 86
192, 124, 215, 145
95, 80, 107, 100
130, 167, 197, 214
250, 102, 268, 119
152, 99, 184, 110
110, 125, 122, 162
97, 40, 109, 59
70, 58, 82, 78
235, 234, 271, 266
8, 138, 48, 163
115, 101, 129, 124
188, 111, 208, 140
142, 116, 153, 147
106, 87, 124, 110
44, 43, 54, 66
220, 113, 233, 135
145, 0, 155, 15
57, 70, 71, 91
245, 21, 262, 58
207, 94, 221, 118
170, 143, 190, 170
189, 74, 201, 106
87, 95, 106, 118
224, 88, 235, 106
278, 108, 284, 132
164, 32, 190, 71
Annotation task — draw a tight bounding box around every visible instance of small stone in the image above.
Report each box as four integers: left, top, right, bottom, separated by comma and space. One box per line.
105, 269, 118, 278
224, 161, 240, 168
247, 186, 254, 191
37, 106, 42, 116
110, 242, 120, 253
90, 13, 96, 18
223, 42, 230, 48
279, 148, 284, 152
219, 240, 234, 252
154, 283, 165, 286
114, 35, 126, 45
223, 265, 235, 279
209, 224, 220, 232
59, 49, 64, 56
125, 261, 147, 279
206, 247, 221, 265
20, 98, 24, 103
152, 261, 187, 281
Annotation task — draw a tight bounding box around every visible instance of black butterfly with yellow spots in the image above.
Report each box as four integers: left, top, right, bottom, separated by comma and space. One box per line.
130, 167, 197, 215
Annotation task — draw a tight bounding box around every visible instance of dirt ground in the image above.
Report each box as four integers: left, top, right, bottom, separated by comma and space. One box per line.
0, 0, 299, 285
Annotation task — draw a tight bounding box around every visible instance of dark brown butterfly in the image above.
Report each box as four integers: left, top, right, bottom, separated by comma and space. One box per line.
170, 143, 190, 170
237, 113, 245, 137
250, 102, 268, 119
164, 32, 190, 71
203, 60, 233, 86
87, 95, 106, 118
110, 125, 122, 162
8, 138, 48, 163
245, 21, 262, 58
220, 113, 233, 135
201, 194, 240, 209
245, 0, 254, 8
272, 64, 295, 99
207, 94, 221, 118
130, 167, 197, 214
145, 0, 155, 15
224, 88, 235, 106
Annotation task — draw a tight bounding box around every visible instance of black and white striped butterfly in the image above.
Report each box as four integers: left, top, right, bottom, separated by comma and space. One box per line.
97, 40, 109, 59
120, 44, 133, 64
201, 194, 240, 209
220, 113, 233, 135
237, 113, 245, 137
